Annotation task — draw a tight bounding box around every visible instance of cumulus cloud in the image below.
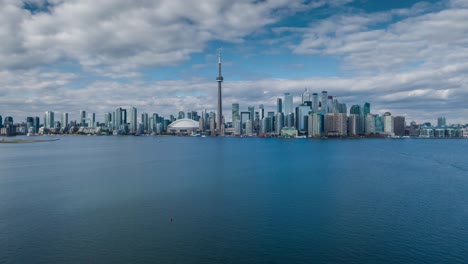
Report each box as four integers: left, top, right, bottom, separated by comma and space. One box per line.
290, 0, 468, 74
0, 0, 333, 74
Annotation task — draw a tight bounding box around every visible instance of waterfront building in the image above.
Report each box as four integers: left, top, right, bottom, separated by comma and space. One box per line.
434, 128, 445, 138
394, 116, 406, 136
233, 119, 241, 136
44, 111, 54, 129
141, 113, 149, 132
104, 112, 112, 129
33, 117, 40, 133
365, 114, 376, 134
61, 112, 68, 129
89, 113, 96, 127
245, 120, 253, 136
280, 127, 298, 137
308, 113, 323, 137
420, 127, 434, 138
348, 114, 358, 136
350, 105, 364, 134
284, 93, 293, 115
409, 121, 420, 137
167, 118, 199, 134
383, 112, 394, 136
374, 115, 384, 133
0, 115, 2, 128
324, 113, 347, 136
116, 108, 124, 130
129, 107, 137, 134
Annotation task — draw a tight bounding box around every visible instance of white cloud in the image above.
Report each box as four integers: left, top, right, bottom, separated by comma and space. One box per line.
0, 0, 340, 74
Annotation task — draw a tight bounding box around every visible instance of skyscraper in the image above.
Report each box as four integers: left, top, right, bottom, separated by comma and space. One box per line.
115, 108, 122, 130
129, 107, 137, 133
312, 93, 319, 112
80, 110, 86, 127
216, 49, 224, 135
89, 113, 96, 127
232, 103, 240, 122
276, 112, 284, 134
394, 116, 406, 136
321, 91, 328, 114
44, 111, 54, 129
350, 105, 361, 115
284, 93, 293, 115
383, 112, 394, 135
104, 112, 112, 129
248, 106, 254, 122
365, 114, 376, 134
61, 112, 68, 129
258, 104, 264, 120
276, 98, 283, 113
240, 111, 250, 131
363, 102, 371, 116
308, 113, 323, 137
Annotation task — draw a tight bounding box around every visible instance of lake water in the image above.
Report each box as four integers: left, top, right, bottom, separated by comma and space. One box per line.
1, 136, 468, 263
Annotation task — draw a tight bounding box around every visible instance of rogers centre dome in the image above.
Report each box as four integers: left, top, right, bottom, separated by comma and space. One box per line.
167, 118, 199, 134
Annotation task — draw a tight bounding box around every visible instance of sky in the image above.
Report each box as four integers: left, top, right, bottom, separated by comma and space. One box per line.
1, 0, 468, 124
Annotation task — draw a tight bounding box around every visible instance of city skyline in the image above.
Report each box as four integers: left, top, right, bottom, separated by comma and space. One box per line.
1, 0, 468, 123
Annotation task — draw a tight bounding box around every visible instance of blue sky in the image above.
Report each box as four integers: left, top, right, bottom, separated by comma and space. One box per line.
1, 0, 468, 124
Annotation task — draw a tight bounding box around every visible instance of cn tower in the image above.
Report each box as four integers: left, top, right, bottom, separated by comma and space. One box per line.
216, 49, 224, 135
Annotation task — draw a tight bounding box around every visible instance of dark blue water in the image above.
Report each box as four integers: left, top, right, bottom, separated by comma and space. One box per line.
1, 136, 468, 263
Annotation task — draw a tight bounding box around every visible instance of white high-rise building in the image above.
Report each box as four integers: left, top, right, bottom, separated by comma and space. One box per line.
383, 112, 394, 135
44, 111, 54, 129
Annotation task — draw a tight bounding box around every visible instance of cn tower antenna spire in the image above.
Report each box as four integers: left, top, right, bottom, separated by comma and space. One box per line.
216, 48, 224, 136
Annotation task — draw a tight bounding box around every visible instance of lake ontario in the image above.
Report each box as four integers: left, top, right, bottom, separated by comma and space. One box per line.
1, 136, 468, 263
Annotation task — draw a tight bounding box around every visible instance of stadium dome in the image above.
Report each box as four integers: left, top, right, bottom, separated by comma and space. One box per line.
167, 118, 199, 134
